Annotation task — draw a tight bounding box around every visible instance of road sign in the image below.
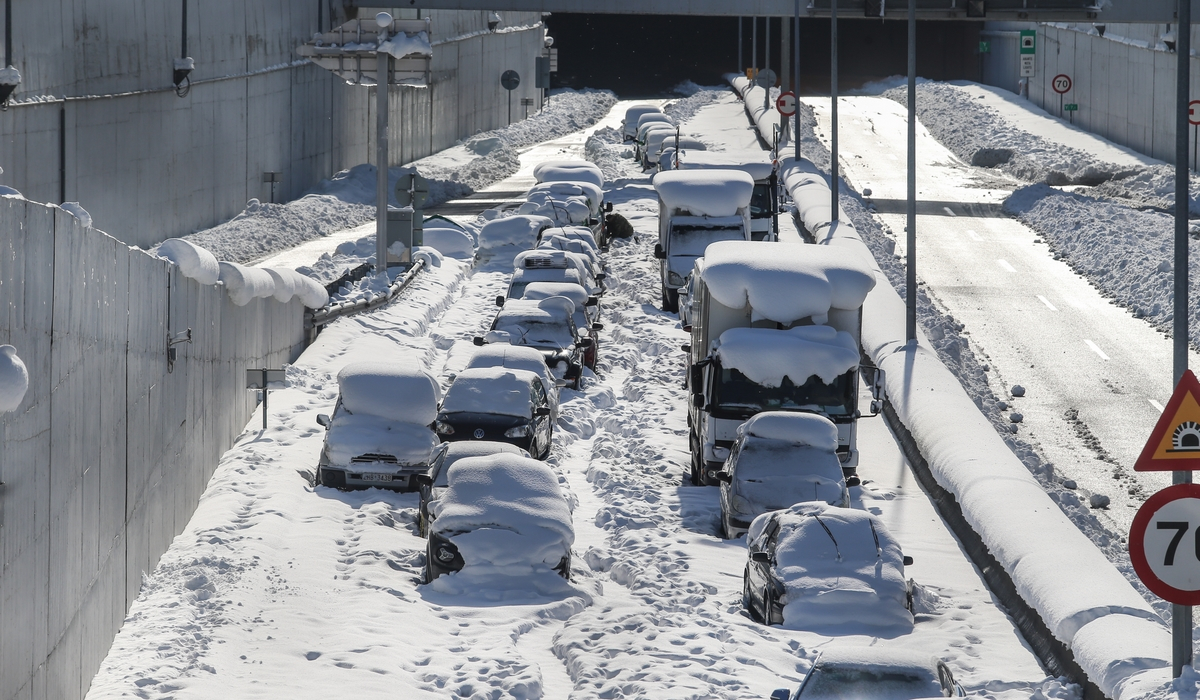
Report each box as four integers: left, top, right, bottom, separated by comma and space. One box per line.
755, 69, 777, 89
1019, 30, 1036, 54
501, 70, 520, 91
979, 41, 990, 53
776, 91, 797, 117
1052, 74, 1072, 94
1129, 483, 1200, 605
1136, 370, 1200, 472
548, 47, 559, 72
1020, 54, 1035, 78
1064, 103, 1079, 112
1190, 99, 1200, 126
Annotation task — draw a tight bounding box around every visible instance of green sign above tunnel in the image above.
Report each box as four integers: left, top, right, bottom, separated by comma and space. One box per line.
1020, 30, 1036, 54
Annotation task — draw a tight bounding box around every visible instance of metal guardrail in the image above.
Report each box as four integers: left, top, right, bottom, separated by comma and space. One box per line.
304, 258, 428, 336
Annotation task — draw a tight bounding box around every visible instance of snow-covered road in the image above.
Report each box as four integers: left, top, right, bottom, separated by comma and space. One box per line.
85, 96, 1064, 699
805, 95, 1200, 535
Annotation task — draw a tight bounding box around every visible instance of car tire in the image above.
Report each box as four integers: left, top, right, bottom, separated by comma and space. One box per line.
763, 587, 777, 626
661, 287, 678, 313
721, 516, 732, 541
744, 572, 763, 623
689, 433, 702, 486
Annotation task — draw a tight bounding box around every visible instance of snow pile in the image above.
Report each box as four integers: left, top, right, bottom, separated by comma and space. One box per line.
701, 240, 876, 323
752, 502, 914, 630
0, 65, 20, 86
715, 325, 860, 386
585, 126, 629, 181
676, 151, 773, 181
323, 412, 440, 466
654, 170, 755, 217
155, 238, 220, 285
730, 438, 848, 513
336, 360, 440, 425
0, 345, 29, 413
218, 261, 276, 306
60, 202, 92, 228
740, 411, 839, 450
662, 84, 728, 123
421, 216, 476, 259
533, 160, 604, 188
441, 367, 539, 418
429, 453, 574, 575
378, 30, 432, 59
478, 215, 552, 253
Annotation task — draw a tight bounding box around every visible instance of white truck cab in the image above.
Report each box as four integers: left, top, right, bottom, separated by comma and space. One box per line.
675, 151, 779, 241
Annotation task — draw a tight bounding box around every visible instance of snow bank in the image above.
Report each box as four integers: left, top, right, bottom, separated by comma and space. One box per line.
429, 453, 574, 572
217, 261, 276, 306
752, 502, 913, 630
654, 170, 755, 217
532, 160, 604, 188
677, 151, 773, 181
0, 345, 29, 413
441, 368, 539, 418
731, 438, 847, 512
156, 238, 221, 285
324, 412, 440, 466
336, 361, 440, 425
740, 411, 839, 450
264, 268, 296, 303
479, 215, 552, 252
421, 216, 476, 259
60, 202, 92, 228
295, 274, 329, 309
701, 241, 876, 323
716, 326, 859, 386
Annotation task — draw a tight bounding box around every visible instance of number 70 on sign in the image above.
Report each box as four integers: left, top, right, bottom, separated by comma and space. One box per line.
1130, 484, 1200, 605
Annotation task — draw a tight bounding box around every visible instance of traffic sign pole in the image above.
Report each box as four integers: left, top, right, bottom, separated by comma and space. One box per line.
829, 0, 838, 224
793, 0, 800, 162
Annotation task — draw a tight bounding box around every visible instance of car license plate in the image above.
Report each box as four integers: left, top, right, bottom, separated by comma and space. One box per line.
361, 473, 393, 482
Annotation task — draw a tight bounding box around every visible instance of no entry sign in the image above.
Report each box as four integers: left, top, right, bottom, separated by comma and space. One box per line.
1052, 74, 1072, 94
1190, 99, 1200, 127
776, 91, 797, 117
1130, 483, 1200, 605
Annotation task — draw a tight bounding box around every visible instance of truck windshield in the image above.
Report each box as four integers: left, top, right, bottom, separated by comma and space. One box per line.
712, 364, 855, 418
750, 183, 772, 218
669, 225, 746, 257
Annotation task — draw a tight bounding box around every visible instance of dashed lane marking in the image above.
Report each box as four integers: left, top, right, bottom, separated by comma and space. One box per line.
1037, 295, 1058, 311
1084, 339, 1111, 361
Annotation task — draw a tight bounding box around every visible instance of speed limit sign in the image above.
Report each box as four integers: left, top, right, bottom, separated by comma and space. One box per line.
1052, 74, 1072, 94
1129, 483, 1200, 604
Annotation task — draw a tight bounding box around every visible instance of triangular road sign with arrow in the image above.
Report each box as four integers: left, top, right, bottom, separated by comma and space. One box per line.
1135, 369, 1200, 471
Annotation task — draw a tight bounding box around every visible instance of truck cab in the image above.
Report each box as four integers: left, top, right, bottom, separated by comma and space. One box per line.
675, 151, 779, 241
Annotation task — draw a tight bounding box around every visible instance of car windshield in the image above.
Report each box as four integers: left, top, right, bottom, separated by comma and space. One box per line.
669, 225, 746, 258
801, 665, 941, 699
495, 318, 575, 349
750, 182, 773, 218
714, 364, 854, 418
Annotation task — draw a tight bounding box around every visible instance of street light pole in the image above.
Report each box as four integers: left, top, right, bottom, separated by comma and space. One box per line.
906, 0, 918, 342
794, 0, 801, 161
830, 0, 838, 222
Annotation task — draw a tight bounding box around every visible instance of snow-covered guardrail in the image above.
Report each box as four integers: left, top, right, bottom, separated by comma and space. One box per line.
306, 257, 429, 332
728, 76, 1175, 699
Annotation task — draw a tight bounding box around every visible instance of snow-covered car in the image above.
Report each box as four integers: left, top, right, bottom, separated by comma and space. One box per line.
476, 297, 587, 389
532, 159, 605, 189
314, 361, 441, 491
714, 412, 849, 539
425, 453, 574, 583
460, 344, 560, 418
622, 104, 663, 141
415, 441, 528, 537
520, 281, 602, 369
538, 227, 603, 269
636, 122, 675, 162
434, 368, 555, 459
773, 647, 965, 699
743, 502, 914, 629
508, 249, 604, 299
654, 136, 706, 171
642, 128, 682, 169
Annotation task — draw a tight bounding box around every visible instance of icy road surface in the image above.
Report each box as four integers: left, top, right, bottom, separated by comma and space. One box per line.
86, 97, 1060, 699
804, 95, 1200, 535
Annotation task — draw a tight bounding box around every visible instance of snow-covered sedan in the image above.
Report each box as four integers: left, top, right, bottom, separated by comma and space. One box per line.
314, 361, 441, 491
415, 441, 528, 537
519, 281, 602, 370
743, 502, 914, 629
425, 453, 573, 583
772, 647, 965, 699
714, 412, 850, 539
434, 368, 554, 459
475, 296, 588, 389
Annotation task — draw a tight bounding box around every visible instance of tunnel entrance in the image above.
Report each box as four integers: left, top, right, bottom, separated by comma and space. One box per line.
544, 14, 982, 97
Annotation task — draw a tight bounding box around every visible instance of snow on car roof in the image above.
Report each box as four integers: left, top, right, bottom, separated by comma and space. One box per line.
636, 113, 674, 130
336, 361, 441, 425
430, 453, 574, 569
464, 345, 556, 396
812, 646, 942, 676
638, 122, 676, 141
752, 502, 913, 629
740, 411, 839, 450
441, 367, 541, 418
532, 160, 604, 188
521, 282, 590, 306
676, 151, 775, 181
716, 326, 860, 387
324, 413, 440, 466
700, 241, 876, 322
479, 214, 554, 251
497, 296, 576, 322
654, 170, 755, 217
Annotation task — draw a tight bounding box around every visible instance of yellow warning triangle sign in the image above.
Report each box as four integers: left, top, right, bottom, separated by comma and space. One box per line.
1135, 370, 1200, 471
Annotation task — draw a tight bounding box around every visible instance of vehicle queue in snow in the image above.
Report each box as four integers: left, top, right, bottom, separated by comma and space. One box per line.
306, 99, 970, 699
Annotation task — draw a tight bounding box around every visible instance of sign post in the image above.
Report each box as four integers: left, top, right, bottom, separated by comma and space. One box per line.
1019, 29, 1036, 78
501, 69, 520, 125
777, 90, 797, 147
1189, 99, 1200, 172
1052, 73, 1072, 117
246, 369, 286, 430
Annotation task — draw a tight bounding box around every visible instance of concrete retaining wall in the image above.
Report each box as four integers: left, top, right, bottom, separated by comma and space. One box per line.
0, 4, 544, 248
0, 196, 307, 700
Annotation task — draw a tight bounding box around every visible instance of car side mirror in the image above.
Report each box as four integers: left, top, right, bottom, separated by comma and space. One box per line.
535, 406, 551, 417
413, 474, 433, 487
653, 244, 666, 259
473, 336, 485, 346
750, 551, 771, 563
604, 201, 613, 213
681, 344, 691, 353
770, 690, 791, 700
595, 272, 607, 281
592, 322, 604, 331
578, 337, 594, 348
903, 555, 914, 566
586, 296, 598, 307
716, 471, 732, 484
316, 414, 331, 428
495, 295, 506, 307
692, 393, 705, 409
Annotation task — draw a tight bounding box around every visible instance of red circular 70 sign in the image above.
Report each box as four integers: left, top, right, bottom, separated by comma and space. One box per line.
1052, 74, 1072, 94
1130, 483, 1200, 605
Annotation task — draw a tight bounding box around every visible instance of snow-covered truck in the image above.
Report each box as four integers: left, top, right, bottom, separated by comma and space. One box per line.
675, 151, 778, 241
683, 241, 882, 486
652, 169, 756, 313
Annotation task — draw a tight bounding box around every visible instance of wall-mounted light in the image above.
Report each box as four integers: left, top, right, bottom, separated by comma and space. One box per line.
544, 35, 554, 48
174, 0, 193, 96
488, 11, 502, 32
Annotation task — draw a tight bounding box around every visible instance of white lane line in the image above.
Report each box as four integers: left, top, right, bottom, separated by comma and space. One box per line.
1084, 339, 1111, 360
967, 230, 982, 241
1149, 399, 1165, 412
1037, 295, 1058, 311
943, 206, 957, 217
997, 259, 1017, 272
